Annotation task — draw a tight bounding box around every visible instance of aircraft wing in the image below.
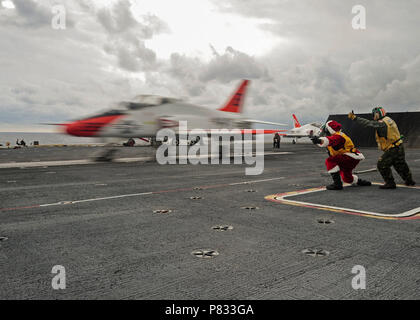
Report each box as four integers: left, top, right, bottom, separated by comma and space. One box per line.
282, 134, 310, 138
242, 119, 288, 127
175, 129, 288, 135
240, 129, 288, 134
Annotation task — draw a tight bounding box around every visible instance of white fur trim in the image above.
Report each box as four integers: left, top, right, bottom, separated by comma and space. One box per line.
325, 121, 340, 135
317, 137, 329, 148
352, 175, 358, 185
325, 121, 334, 135
328, 165, 340, 173
344, 152, 365, 160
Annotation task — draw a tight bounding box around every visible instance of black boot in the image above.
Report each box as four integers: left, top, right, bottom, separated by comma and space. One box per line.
326, 172, 343, 190
357, 179, 372, 186
379, 181, 396, 189
405, 179, 416, 186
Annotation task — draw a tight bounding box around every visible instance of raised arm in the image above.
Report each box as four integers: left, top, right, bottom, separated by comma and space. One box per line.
348, 111, 386, 128
355, 116, 386, 128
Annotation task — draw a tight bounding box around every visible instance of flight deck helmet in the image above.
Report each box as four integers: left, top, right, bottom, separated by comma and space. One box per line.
372, 106, 386, 120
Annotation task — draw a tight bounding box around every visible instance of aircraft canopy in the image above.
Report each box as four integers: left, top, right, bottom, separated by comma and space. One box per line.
131, 95, 181, 106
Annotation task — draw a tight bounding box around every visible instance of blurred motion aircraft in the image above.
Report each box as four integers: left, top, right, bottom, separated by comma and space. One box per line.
61, 80, 287, 151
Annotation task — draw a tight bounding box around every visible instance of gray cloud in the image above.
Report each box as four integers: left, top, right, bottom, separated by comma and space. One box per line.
167, 53, 205, 96
0, 1, 138, 124
204, 0, 420, 124
9, 0, 51, 27
200, 46, 269, 83
97, 0, 137, 34
376, 54, 420, 109
0, 0, 75, 28
1, 0, 419, 131
159, 47, 269, 101
96, 0, 168, 72
105, 38, 157, 71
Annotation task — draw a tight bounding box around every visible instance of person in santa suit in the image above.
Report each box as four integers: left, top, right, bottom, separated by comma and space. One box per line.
311, 120, 372, 190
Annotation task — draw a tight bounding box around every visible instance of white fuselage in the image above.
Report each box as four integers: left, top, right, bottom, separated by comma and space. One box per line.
97, 102, 250, 138
286, 123, 322, 138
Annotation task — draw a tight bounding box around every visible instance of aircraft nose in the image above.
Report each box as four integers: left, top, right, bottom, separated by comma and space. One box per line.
65, 121, 88, 137
65, 114, 125, 137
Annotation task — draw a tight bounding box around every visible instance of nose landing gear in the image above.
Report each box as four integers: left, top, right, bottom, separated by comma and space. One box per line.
95, 148, 117, 162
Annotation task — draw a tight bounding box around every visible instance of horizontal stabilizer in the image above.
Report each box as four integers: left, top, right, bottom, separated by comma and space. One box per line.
242, 119, 288, 127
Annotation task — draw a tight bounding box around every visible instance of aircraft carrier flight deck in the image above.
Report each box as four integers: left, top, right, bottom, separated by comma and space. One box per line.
0, 144, 419, 299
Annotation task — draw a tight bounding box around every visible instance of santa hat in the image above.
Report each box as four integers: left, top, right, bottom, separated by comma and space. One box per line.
325, 120, 342, 134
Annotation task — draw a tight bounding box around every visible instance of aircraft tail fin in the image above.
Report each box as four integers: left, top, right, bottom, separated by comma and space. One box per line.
218, 79, 249, 113
292, 114, 301, 128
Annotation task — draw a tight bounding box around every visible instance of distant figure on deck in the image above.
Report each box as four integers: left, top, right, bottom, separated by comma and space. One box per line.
16, 139, 26, 147
273, 133, 281, 149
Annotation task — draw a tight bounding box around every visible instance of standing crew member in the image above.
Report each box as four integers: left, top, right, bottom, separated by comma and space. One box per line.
273, 133, 281, 149
311, 120, 371, 190
348, 107, 415, 189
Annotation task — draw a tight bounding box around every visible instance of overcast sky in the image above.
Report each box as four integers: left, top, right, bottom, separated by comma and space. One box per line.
1, 0, 420, 132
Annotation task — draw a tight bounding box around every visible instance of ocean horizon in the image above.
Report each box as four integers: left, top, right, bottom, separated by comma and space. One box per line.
0, 132, 98, 146
0, 132, 310, 147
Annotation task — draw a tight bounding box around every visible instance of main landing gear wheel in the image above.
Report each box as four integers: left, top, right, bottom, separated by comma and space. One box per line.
95, 149, 117, 162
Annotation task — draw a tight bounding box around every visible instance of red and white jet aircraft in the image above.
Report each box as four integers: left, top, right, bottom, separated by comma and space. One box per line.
61, 80, 287, 146
277, 114, 322, 144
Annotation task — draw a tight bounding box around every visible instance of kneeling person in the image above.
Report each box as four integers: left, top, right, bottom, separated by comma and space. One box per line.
311, 120, 371, 190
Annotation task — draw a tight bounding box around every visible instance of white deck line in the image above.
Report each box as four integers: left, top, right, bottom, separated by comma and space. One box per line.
0, 157, 154, 168
31, 177, 285, 208
0, 152, 293, 169
273, 183, 420, 218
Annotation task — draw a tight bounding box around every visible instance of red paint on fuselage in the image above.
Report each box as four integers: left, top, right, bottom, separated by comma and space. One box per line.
65, 115, 125, 137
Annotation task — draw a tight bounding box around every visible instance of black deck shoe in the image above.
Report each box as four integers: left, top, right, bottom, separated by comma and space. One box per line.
357, 179, 372, 186
379, 182, 396, 189
326, 172, 343, 190
405, 179, 416, 186
326, 183, 343, 190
